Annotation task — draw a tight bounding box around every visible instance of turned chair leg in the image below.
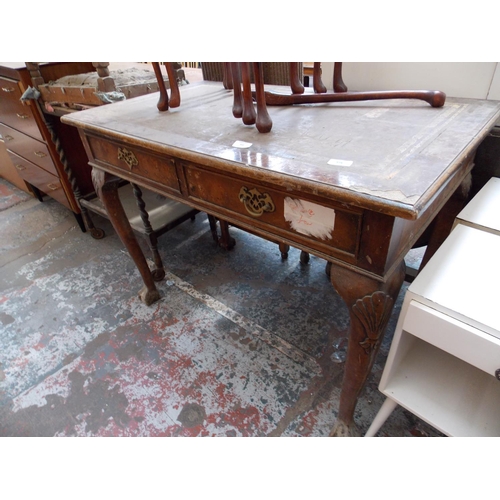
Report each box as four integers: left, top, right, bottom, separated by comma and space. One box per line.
333, 62, 348, 93
231, 62, 243, 119
240, 62, 256, 126
313, 62, 327, 94
279, 242, 290, 260
252, 62, 272, 133
290, 62, 305, 95
164, 62, 181, 108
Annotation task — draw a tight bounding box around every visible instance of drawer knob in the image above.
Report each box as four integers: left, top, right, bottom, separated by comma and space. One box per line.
239, 186, 275, 217
118, 147, 138, 169
34, 151, 47, 158
495, 369, 500, 381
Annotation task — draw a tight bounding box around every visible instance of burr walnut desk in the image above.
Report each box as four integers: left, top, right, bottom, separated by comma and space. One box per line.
62, 82, 500, 436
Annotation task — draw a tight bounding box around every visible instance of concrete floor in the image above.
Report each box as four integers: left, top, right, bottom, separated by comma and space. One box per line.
0, 176, 443, 437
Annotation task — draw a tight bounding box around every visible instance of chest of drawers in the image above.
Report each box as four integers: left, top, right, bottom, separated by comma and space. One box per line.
0, 63, 94, 226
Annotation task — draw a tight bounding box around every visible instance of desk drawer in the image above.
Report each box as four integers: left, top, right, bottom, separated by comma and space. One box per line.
183, 163, 362, 258
0, 123, 56, 175
86, 135, 181, 195
6, 150, 70, 209
0, 76, 23, 101
403, 300, 500, 378
0, 77, 43, 141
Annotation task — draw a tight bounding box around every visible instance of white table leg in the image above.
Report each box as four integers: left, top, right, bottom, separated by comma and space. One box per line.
365, 398, 399, 437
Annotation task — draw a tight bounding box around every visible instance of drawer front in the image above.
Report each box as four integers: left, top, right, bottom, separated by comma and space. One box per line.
86, 135, 181, 195
0, 123, 57, 175
6, 150, 70, 210
0, 76, 23, 102
0, 77, 43, 141
183, 162, 362, 258
404, 300, 500, 378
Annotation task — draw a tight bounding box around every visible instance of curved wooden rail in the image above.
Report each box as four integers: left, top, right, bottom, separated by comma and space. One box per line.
262, 89, 446, 108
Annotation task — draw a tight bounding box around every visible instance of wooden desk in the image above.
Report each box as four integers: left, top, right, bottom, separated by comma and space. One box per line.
62, 82, 500, 436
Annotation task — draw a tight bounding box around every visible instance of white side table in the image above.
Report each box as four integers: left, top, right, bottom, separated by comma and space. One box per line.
454, 177, 500, 235
366, 224, 500, 436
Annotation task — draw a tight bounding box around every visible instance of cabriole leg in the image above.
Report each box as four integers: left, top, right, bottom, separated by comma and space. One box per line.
92, 169, 160, 306
328, 261, 405, 436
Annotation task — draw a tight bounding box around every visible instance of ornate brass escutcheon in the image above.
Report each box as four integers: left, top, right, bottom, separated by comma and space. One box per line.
239, 186, 275, 217
118, 147, 139, 170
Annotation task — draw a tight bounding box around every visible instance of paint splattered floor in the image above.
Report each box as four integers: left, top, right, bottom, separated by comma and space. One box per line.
0, 178, 442, 437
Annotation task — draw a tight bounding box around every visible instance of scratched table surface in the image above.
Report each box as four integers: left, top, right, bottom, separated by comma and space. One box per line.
63, 82, 500, 219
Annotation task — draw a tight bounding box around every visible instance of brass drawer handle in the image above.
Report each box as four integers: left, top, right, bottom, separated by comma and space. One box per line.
16, 113, 29, 119
46, 183, 60, 191
15, 164, 26, 171
2, 87, 15, 93
239, 186, 276, 217
118, 147, 138, 169
3, 134, 14, 141
34, 151, 47, 158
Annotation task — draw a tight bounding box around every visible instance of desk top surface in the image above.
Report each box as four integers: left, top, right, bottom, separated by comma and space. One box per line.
63, 82, 500, 219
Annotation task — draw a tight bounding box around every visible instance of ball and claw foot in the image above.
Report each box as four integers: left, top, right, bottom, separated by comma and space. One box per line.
138, 286, 161, 306
329, 420, 361, 437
